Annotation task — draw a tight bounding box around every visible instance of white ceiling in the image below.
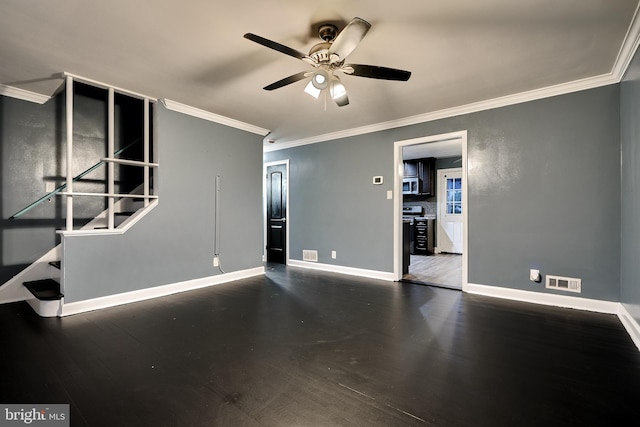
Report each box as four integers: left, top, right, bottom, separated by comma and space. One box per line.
1, 0, 638, 148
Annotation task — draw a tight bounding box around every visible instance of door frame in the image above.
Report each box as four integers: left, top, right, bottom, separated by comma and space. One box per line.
263, 159, 290, 264
393, 130, 468, 291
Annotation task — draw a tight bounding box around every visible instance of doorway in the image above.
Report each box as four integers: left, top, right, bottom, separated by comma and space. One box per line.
265, 161, 289, 264
393, 131, 468, 291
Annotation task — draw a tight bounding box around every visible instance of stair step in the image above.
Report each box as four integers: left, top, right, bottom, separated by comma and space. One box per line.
49, 261, 61, 269
24, 279, 63, 301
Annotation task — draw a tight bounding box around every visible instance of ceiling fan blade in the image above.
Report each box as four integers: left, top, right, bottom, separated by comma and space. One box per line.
328, 17, 371, 63
244, 33, 311, 62
330, 75, 349, 107
263, 71, 310, 91
343, 64, 411, 81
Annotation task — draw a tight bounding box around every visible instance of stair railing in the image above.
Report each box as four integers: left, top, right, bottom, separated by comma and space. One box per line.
9, 138, 143, 220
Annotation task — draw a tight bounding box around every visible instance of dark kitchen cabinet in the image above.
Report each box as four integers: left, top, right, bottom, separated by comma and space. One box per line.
414, 218, 435, 255
403, 157, 435, 196
403, 161, 418, 177
403, 221, 411, 274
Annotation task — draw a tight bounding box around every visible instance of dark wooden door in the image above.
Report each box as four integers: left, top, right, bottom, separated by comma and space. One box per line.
266, 164, 287, 264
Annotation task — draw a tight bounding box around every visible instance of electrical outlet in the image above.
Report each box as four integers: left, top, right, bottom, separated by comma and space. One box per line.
386, 190, 393, 200
331, 251, 337, 259
530, 269, 541, 282
213, 256, 219, 267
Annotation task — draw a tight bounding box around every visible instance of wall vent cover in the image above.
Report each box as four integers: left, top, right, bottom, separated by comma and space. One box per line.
545, 275, 581, 293
303, 250, 318, 262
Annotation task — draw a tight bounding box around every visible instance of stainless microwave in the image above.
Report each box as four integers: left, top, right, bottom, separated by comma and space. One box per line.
402, 177, 421, 195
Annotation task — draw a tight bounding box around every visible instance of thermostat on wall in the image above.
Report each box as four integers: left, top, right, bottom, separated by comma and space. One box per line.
373, 176, 383, 185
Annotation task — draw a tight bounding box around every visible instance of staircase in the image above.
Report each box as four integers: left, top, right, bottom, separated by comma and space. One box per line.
0, 73, 158, 317
23, 261, 63, 317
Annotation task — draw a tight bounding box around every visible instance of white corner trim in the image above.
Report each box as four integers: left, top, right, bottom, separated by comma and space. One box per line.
618, 303, 640, 351
161, 99, 270, 136
466, 283, 620, 314
287, 259, 395, 281
60, 266, 265, 316
0, 84, 50, 104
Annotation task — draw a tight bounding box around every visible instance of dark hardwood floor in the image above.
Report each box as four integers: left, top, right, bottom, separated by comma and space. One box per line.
1, 263, 639, 426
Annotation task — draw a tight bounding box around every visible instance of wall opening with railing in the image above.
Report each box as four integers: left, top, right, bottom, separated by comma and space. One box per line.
10, 75, 158, 234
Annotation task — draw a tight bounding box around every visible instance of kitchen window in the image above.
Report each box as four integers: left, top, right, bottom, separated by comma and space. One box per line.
446, 177, 462, 214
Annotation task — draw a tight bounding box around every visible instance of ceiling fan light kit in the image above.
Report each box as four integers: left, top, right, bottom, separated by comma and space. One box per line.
244, 16, 411, 107
304, 80, 321, 99
311, 69, 329, 90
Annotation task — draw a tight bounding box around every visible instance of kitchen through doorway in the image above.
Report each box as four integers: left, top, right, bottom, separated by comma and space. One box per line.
394, 131, 468, 291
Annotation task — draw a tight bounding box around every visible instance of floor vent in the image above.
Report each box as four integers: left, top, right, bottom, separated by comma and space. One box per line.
546, 275, 581, 293
303, 250, 318, 262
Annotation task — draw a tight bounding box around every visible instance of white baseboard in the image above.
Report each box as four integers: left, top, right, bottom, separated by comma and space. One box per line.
287, 259, 395, 281
618, 303, 640, 351
466, 282, 619, 313
467, 282, 640, 351
61, 266, 265, 316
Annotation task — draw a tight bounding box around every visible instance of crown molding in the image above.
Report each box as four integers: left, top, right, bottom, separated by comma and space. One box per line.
265, 72, 620, 152
0, 84, 50, 104
612, 1, 640, 79
161, 99, 270, 136
265, 4, 640, 152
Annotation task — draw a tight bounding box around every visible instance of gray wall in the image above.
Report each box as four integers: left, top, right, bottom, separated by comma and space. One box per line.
621, 48, 640, 323
62, 104, 264, 303
266, 85, 621, 301
266, 136, 396, 271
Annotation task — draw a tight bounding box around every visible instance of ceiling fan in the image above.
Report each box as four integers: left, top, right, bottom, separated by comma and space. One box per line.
244, 17, 411, 107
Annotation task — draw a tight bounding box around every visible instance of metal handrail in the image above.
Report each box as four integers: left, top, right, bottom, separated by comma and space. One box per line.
9, 138, 142, 220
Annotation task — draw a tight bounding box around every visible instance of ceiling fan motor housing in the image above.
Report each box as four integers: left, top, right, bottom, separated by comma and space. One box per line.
309, 42, 332, 63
